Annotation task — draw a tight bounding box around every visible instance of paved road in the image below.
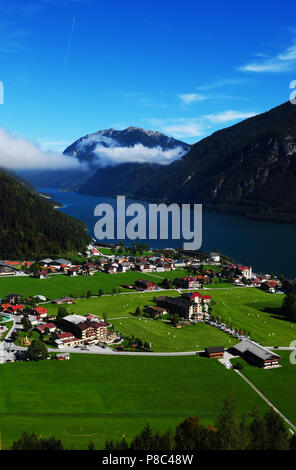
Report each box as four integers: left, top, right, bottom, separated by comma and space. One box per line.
234, 369, 296, 432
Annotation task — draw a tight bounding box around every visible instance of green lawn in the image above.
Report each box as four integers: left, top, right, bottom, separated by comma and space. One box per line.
0, 270, 188, 300
232, 351, 296, 427
44, 287, 296, 351
0, 354, 269, 449
0, 321, 13, 341
208, 288, 295, 346
111, 318, 236, 352
45, 290, 181, 319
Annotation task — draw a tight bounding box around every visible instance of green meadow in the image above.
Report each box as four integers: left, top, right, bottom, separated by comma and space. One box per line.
44, 287, 296, 350
0, 354, 269, 450
0, 270, 188, 300
209, 288, 295, 346
231, 351, 296, 426
111, 317, 236, 351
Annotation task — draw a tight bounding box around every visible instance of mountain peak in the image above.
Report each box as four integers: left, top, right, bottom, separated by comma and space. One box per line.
63, 126, 191, 166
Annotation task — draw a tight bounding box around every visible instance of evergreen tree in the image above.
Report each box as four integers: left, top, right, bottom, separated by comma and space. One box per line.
264, 410, 289, 450
215, 396, 242, 450
11, 432, 64, 450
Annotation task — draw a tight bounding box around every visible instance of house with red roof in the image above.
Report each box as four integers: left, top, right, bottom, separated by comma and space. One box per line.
36, 323, 56, 334
31, 306, 48, 319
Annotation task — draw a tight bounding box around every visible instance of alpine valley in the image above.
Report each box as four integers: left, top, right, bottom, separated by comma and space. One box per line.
77, 101, 296, 225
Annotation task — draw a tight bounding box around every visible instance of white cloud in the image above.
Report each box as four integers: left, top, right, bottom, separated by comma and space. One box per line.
91, 141, 188, 165
161, 123, 205, 139
238, 40, 296, 73
0, 128, 85, 170
178, 93, 207, 104
204, 110, 257, 123
196, 78, 249, 90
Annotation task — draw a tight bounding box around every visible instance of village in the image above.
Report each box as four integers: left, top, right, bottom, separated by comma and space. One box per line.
0, 243, 290, 371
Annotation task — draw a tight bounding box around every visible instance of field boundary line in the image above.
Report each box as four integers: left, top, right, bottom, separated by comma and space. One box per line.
234, 369, 296, 432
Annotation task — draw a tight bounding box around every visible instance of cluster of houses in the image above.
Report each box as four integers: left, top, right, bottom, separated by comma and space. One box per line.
0, 292, 120, 348
33, 259, 97, 278
222, 263, 281, 293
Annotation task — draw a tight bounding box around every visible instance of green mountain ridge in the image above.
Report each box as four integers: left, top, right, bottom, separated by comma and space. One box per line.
80, 101, 296, 224
0, 170, 91, 259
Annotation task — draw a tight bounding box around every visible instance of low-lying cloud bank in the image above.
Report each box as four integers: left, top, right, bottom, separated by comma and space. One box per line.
78, 135, 188, 166
0, 128, 86, 170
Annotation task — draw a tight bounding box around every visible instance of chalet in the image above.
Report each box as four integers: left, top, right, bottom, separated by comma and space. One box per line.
145, 305, 167, 318
52, 297, 74, 305
33, 295, 47, 302
135, 262, 145, 271
155, 296, 203, 320
67, 266, 79, 276
36, 270, 48, 279
36, 323, 56, 334
209, 252, 221, 263
261, 280, 279, 294
6, 294, 23, 305
134, 279, 157, 291
31, 307, 48, 319
118, 262, 131, 273
27, 315, 38, 326
231, 340, 280, 368
104, 264, 117, 274
181, 276, 200, 289
205, 346, 224, 359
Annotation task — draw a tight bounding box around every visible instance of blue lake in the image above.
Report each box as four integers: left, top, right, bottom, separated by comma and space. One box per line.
39, 187, 296, 278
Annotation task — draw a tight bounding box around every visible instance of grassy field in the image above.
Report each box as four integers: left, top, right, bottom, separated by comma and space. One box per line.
209, 288, 295, 346
111, 318, 237, 352
44, 290, 181, 318
43, 287, 296, 350
231, 351, 296, 427
0, 270, 188, 300
0, 354, 269, 449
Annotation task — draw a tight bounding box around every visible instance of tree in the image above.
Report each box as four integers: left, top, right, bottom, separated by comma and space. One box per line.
11, 432, 64, 450
215, 396, 242, 450
282, 293, 296, 323
22, 317, 32, 332
175, 416, 217, 450
161, 278, 172, 289
57, 305, 68, 323
134, 306, 142, 317
264, 410, 289, 450
248, 407, 268, 450
171, 313, 179, 327
99, 289, 104, 296
27, 339, 48, 361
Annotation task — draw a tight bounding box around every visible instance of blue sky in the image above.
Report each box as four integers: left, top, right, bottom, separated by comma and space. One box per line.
1, 0, 296, 154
